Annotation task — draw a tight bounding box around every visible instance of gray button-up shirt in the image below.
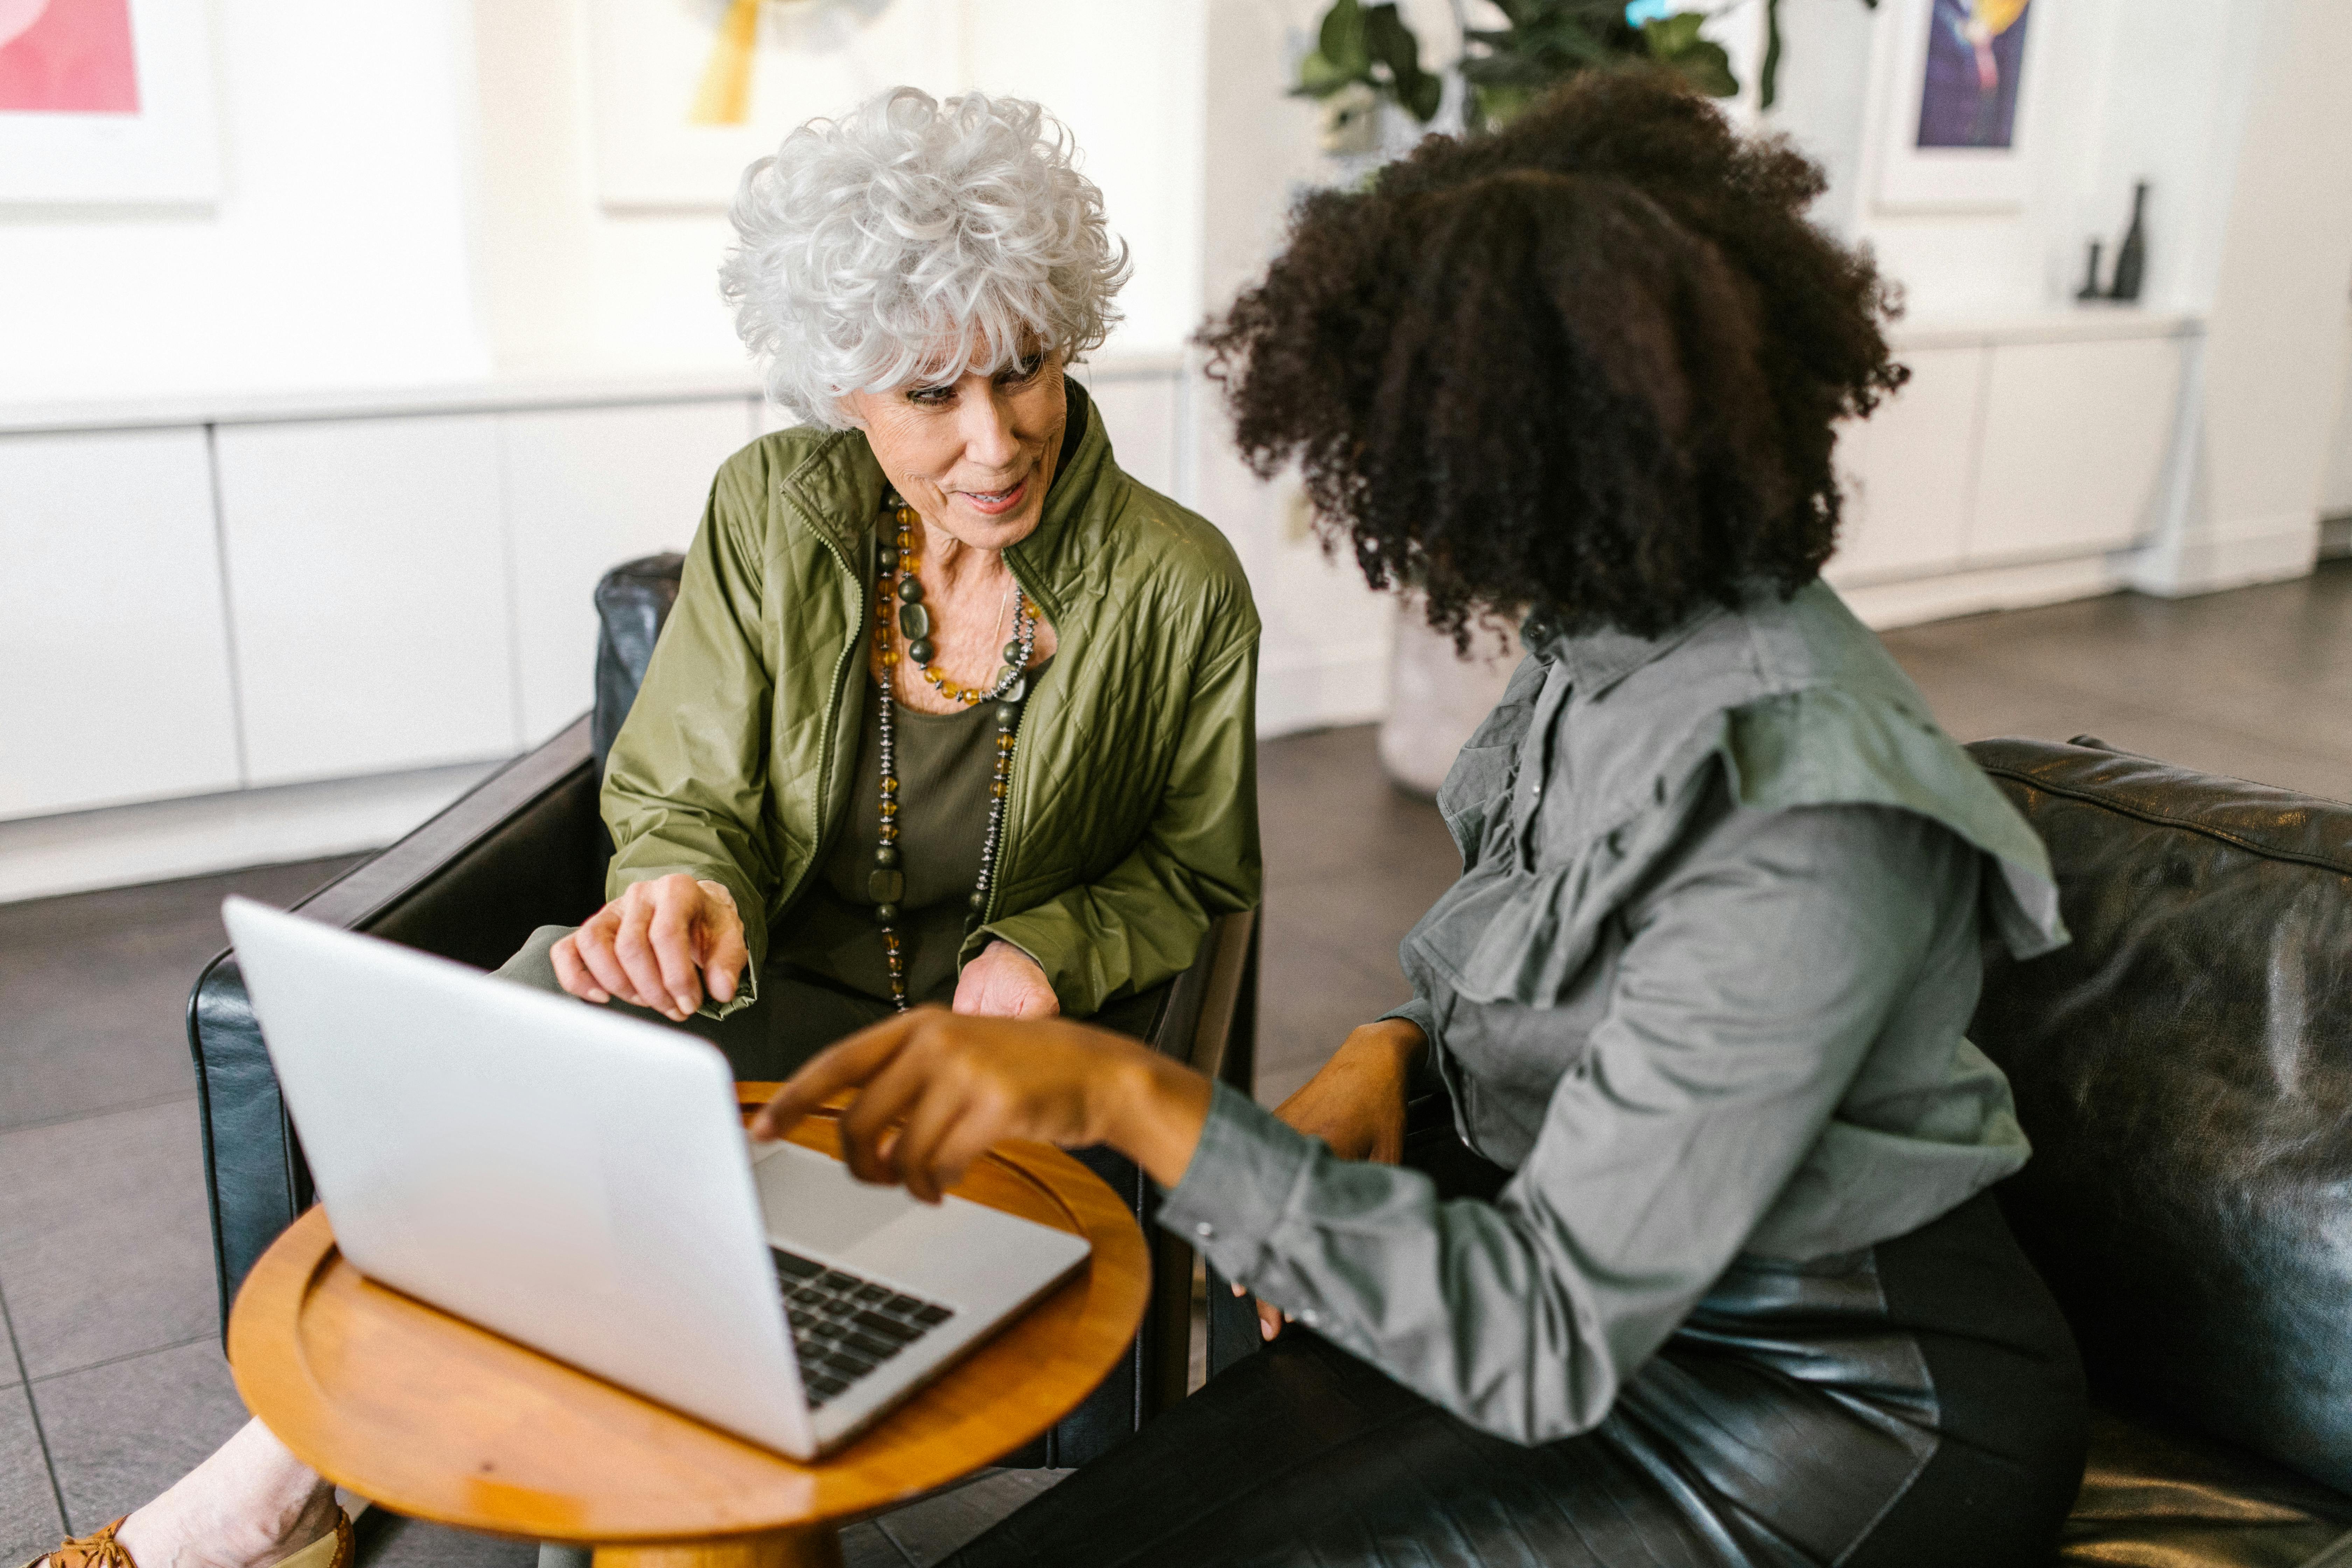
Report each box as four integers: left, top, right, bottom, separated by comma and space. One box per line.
1162, 582, 2067, 1445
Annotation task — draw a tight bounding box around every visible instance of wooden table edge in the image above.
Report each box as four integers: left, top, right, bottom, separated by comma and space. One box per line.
226, 1108, 1148, 1554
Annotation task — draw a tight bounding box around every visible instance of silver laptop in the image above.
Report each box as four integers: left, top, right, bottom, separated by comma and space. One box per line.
221, 897, 1090, 1461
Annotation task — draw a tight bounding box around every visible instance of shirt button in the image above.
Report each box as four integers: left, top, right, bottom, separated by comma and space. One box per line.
1194, 1221, 1214, 1240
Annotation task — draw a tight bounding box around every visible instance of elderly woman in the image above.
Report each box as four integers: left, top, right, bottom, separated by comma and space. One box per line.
497, 85, 1259, 1062
28, 88, 1256, 1568
755, 74, 2088, 1567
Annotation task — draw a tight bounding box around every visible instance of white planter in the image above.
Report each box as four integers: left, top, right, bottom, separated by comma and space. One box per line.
1376, 596, 1523, 798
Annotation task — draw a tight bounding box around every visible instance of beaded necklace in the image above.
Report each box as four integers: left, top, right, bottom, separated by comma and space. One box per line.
870, 494, 1040, 1010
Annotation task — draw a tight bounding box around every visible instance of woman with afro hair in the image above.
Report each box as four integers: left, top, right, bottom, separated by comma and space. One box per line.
756, 70, 2091, 1566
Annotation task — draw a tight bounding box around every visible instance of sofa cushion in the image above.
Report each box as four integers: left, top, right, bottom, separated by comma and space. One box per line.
2062, 1408, 2352, 1566
1966, 737, 2352, 1501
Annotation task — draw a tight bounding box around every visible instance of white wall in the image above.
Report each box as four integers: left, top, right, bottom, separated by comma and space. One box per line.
1768, 0, 2262, 321
0, 0, 486, 402
468, 0, 742, 371
2325, 351, 2352, 519
2131, 0, 2352, 594
1194, 0, 1401, 735
466, 0, 1210, 376
0, 0, 1217, 404
1760, 0, 2352, 602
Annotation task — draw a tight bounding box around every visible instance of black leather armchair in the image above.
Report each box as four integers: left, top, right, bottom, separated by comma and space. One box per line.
1968, 736, 2352, 1565
188, 553, 1260, 1464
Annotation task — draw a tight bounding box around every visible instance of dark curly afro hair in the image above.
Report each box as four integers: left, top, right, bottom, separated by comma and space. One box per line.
1199, 69, 1906, 643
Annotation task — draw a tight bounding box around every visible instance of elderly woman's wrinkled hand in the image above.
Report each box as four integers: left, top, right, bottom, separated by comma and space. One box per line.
951, 940, 1060, 1018
752, 1008, 1213, 1204
551, 874, 748, 1022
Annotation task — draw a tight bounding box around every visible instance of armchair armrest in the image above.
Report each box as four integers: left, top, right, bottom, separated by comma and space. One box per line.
1141, 908, 1258, 1092
1133, 911, 1261, 1419
187, 718, 609, 1333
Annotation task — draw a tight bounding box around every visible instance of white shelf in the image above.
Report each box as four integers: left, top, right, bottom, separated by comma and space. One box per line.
1888, 308, 2203, 352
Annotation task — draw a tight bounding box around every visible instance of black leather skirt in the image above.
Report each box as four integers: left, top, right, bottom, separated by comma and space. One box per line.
943, 1189, 2088, 1568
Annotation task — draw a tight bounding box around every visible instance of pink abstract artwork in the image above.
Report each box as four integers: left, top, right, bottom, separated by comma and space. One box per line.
0, 0, 140, 114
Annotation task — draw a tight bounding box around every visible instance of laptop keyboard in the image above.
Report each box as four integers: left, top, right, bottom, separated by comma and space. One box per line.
771, 1248, 956, 1408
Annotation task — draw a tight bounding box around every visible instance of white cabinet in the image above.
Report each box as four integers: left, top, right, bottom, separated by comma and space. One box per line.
216, 415, 516, 784
0, 429, 241, 817
1968, 337, 2185, 564
1826, 346, 1988, 585
502, 400, 757, 743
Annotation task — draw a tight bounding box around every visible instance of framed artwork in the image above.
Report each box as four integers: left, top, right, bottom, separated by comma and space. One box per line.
587, 0, 961, 211
0, 0, 219, 204
1869, 0, 2039, 213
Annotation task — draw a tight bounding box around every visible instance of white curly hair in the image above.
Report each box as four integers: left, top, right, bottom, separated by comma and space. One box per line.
723, 88, 1132, 429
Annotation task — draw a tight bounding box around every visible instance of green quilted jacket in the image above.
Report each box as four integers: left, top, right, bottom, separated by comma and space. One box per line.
600, 391, 1263, 1017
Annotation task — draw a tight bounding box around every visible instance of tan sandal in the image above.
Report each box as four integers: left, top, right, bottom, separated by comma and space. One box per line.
18, 1517, 134, 1568
17, 1511, 352, 1568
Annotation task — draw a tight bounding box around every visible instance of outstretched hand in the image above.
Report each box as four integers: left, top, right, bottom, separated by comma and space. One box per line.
750, 1008, 1214, 1204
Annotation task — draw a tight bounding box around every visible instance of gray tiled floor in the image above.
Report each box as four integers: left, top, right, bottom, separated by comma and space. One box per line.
0, 1100, 219, 1382
3, 564, 2351, 1564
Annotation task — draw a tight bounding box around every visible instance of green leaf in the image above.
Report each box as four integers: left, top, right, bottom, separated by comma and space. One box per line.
1292, 47, 1361, 97
1318, 0, 1363, 65
1363, 4, 1440, 120
1405, 71, 1443, 121
1472, 81, 1541, 127
1363, 6, 1421, 80
1760, 0, 1783, 108
1646, 25, 1737, 97
1642, 11, 1706, 52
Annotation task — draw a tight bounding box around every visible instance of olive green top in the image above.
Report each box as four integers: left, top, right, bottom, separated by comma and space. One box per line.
1163, 579, 2069, 1447
772, 663, 1053, 1005
600, 385, 1262, 1019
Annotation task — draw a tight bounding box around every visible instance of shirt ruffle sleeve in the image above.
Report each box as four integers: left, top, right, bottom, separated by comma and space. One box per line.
1412, 687, 2067, 1011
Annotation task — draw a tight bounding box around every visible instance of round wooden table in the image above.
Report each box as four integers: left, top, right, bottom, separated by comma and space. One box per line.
227, 1087, 1150, 1568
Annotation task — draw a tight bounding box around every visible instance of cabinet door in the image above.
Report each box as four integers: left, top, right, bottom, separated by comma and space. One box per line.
1968, 337, 2185, 564
1824, 346, 1985, 586
216, 415, 516, 785
503, 401, 757, 744
0, 428, 241, 817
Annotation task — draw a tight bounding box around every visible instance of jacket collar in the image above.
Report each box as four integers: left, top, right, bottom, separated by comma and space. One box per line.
1530, 598, 1730, 700
1003, 380, 1107, 624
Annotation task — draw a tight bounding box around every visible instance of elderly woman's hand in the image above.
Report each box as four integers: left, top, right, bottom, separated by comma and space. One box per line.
952, 940, 1060, 1018
551, 875, 749, 1022
751, 1007, 1212, 1203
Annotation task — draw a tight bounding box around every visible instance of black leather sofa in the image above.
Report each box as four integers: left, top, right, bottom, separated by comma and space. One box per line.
1968, 737, 2352, 1565
187, 554, 1264, 1468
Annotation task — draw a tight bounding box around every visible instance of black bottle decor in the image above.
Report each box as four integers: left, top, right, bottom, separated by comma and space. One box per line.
2076, 240, 2105, 302
2109, 182, 2149, 302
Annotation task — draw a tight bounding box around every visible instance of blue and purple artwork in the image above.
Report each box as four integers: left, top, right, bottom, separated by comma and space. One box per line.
1916, 0, 2031, 150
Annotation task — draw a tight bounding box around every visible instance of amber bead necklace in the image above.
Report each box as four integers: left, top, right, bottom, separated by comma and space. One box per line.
870, 493, 1039, 1010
